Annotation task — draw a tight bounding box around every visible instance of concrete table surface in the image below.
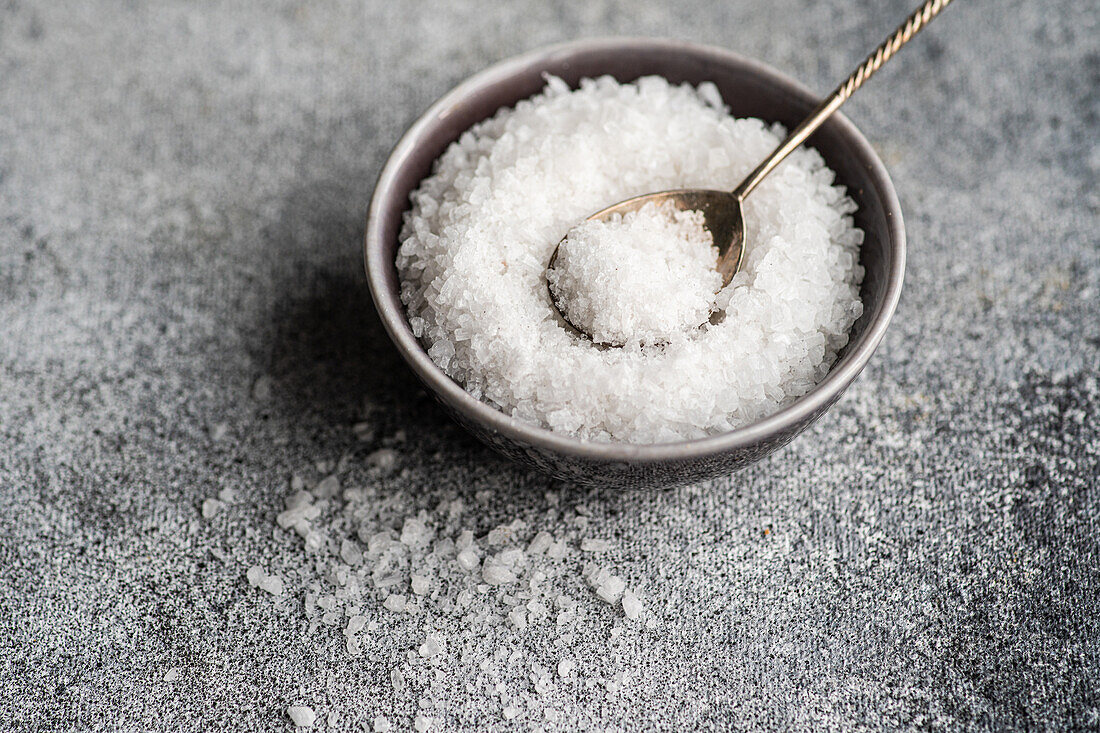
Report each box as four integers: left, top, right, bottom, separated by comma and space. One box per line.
2, 0, 1098, 730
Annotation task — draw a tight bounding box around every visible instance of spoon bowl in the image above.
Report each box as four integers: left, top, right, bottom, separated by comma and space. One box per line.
546, 189, 745, 345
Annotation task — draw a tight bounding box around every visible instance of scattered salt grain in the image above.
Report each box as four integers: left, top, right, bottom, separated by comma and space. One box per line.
287, 705, 316, 728
397, 75, 864, 443
217, 488, 236, 504
312, 475, 340, 499
508, 607, 528, 630
558, 659, 575, 678
201, 498, 224, 519
414, 715, 431, 732
373, 716, 391, 732
245, 565, 284, 596
384, 594, 407, 613
345, 615, 367, 636
210, 422, 229, 441
595, 576, 626, 604
502, 705, 519, 720
418, 635, 444, 658
621, 589, 644, 620
401, 518, 431, 547
163, 668, 179, 682
411, 575, 431, 595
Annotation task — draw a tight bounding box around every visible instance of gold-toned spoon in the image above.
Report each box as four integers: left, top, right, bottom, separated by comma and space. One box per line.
548, 0, 953, 343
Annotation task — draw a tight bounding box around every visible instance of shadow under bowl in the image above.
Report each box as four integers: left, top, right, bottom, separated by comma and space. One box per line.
365, 38, 905, 490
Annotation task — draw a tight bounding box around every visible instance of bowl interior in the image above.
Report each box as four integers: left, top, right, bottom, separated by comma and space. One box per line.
367, 39, 903, 465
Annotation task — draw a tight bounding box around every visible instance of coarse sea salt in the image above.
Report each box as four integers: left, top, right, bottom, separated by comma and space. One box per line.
287, 705, 316, 728
548, 201, 720, 346
397, 75, 864, 443
245, 440, 658, 728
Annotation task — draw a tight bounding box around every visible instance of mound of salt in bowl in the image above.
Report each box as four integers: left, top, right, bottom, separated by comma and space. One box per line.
397, 75, 864, 444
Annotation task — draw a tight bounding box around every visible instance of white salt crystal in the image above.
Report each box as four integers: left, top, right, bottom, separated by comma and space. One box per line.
384, 594, 407, 613
595, 575, 625, 604
313, 475, 340, 499
345, 615, 367, 636
303, 530, 324, 553
340, 539, 363, 566
201, 498, 224, 519
373, 716, 391, 732
621, 589, 644, 619
286, 490, 314, 511
418, 635, 444, 658
482, 563, 516, 585
367, 531, 393, 554
411, 575, 431, 595
546, 541, 567, 559
400, 518, 431, 547
217, 488, 236, 504
210, 422, 229, 441
508, 607, 528, 630
391, 667, 407, 695
163, 668, 179, 682
287, 705, 315, 728
414, 715, 431, 732
557, 659, 575, 678
245, 565, 284, 596
526, 531, 553, 555
456, 548, 480, 571
502, 705, 519, 720
252, 375, 273, 402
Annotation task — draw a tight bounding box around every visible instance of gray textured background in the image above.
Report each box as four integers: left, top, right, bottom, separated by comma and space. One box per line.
2, 0, 1099, 730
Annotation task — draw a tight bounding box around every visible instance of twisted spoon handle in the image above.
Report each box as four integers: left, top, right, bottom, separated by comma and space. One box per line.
732, 0, 954, 201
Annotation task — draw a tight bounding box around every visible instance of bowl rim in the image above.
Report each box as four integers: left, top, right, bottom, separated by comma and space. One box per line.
365, 36, 905, 462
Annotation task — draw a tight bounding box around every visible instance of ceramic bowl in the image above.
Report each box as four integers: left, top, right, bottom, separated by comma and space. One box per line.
365, 38, 904, 489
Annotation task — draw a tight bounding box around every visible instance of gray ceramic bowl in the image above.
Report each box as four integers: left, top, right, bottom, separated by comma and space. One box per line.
365, 38, 904, 489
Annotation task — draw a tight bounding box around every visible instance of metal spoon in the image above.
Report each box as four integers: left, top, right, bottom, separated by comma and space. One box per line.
548, 0, 953, 343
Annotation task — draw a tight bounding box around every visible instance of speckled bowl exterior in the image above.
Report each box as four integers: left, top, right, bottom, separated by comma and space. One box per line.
365, 38, 905, 489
